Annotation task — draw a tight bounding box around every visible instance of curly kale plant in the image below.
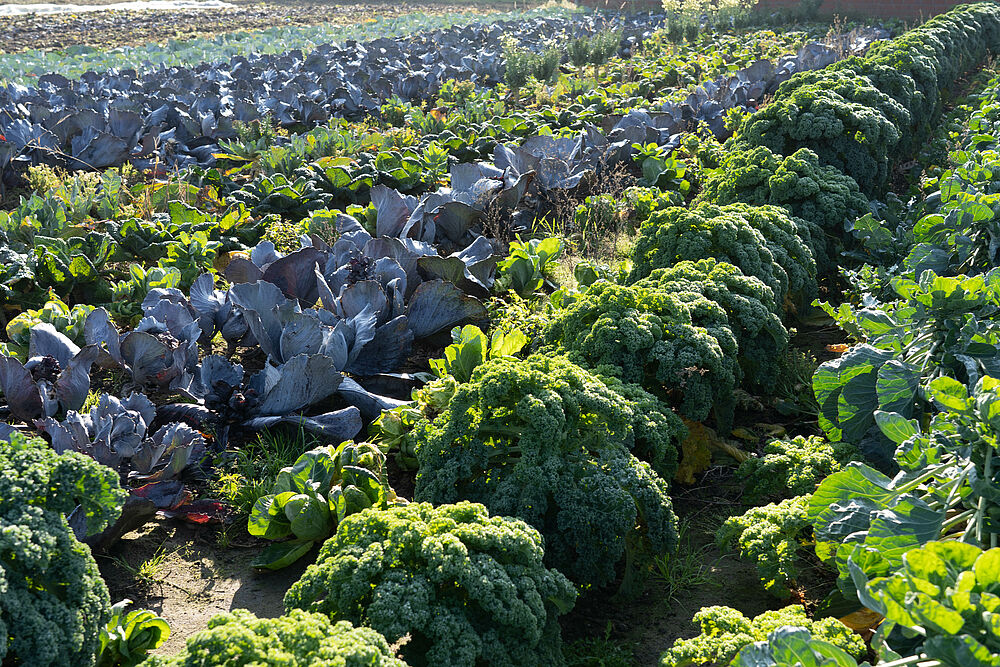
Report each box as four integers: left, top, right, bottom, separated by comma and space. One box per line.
738, 71, 907, 194
635, 260, 789, 390
737, 436, 860, 504
627, 202, 817, 307
413, 355, 680, 594
699, 145, 869, 267
659, 604, 864, 667
146, 609, 406, 667
285, 502, 576, 667
859, 5, 1000, 153
716, 496, 811, 598
542, 280, 736, 423
1, 432, 127, 666
594, 372, 686, 480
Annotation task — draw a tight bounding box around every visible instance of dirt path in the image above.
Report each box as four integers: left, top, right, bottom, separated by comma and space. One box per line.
561, 473, 784, 666
98, 520, 313, 656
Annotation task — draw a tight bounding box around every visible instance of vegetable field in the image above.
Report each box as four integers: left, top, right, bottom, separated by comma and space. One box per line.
3, 0, 1000, 666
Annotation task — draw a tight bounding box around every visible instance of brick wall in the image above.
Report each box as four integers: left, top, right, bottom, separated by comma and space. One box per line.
575, 0, 990, 19
755, 0, 988, 20
576, 0, 661, 9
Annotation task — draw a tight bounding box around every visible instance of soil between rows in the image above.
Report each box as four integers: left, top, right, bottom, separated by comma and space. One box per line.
0, 0, 534, 54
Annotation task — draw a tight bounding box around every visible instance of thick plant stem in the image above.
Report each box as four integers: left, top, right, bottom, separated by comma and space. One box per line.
976, 446, 993, 546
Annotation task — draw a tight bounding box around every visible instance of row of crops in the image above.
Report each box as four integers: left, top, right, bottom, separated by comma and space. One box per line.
5, 2, 1000, 667
0, 5, 576, 84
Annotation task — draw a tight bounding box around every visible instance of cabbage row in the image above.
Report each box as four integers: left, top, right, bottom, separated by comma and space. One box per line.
0, 5, 576, 85
0, 15, 873, 186
0, 12, 660, 177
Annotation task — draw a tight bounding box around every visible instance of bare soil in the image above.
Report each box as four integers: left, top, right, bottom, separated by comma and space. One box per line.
104, 492, 777, 664
0, 0, 531, 54
98, 519, 314, 657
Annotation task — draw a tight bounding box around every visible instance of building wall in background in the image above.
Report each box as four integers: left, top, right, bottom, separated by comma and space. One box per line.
756, 0, 984, 20
575, 0, 987, 19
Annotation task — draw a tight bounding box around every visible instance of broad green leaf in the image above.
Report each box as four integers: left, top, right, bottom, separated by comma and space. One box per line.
282, 447, 339, 495
874, 410, 919, 444
251, 540, 314, 571
864, 497, 944, 569
809, 464, 896, 561
927, 376, 971, 412
285, 493, 332, 542
875, 361, 920, 416
924, 634, 1000, 667
490, 328, 528, 359
975, 548, 1000, 591
533, 236, 563, 265
731, 627, 860, 667
814, 344, 894, 443
443, 325, 488, 383
248, 493, 294, 540
341, 485, 375, 515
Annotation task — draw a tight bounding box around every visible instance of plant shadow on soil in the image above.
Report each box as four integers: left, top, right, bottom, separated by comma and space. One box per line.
562, 476, 777, 666
103, 490, 775, 664
99, 520, 315, 656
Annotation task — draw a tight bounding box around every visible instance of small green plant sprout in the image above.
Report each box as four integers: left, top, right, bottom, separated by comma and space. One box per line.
564, 622, 636, 667
652, 517, 720, 603
632, 142, 691, 194
157, 230, 220, 288
4, 294, 94, 360
96, 600, 171, 667
110, 265, 182, 325
248, 441, 402, 570
495, 235, 565, 296
212, 427, 318, 516
429, 324, 529, 383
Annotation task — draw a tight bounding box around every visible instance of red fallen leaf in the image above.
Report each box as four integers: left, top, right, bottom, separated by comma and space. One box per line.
0, 134, 5, 142
158, 499, 228, 525
168, 512, 213, 524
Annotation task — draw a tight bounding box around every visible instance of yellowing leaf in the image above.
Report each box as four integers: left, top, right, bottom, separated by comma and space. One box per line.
675, 420, 751, 482
731, 427, 757, 442
839, 607, 883, 633
214, 251, 247, 273
674, 419, 715, 485
755, 423, 787, 438
826, 343, 850, 354
714, 439, 751, 464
